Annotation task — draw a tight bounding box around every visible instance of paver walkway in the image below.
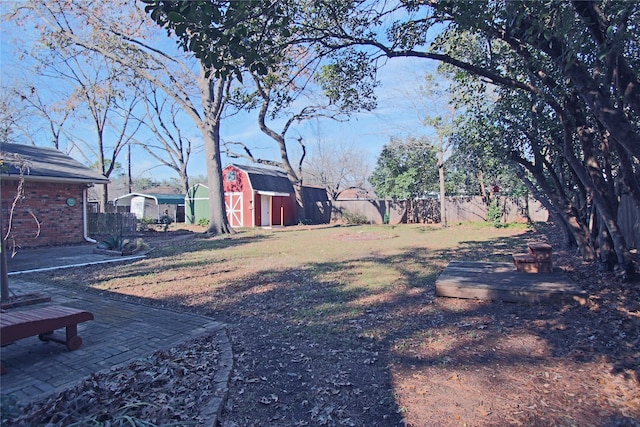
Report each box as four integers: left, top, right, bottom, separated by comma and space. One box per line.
1, 278, 229, 403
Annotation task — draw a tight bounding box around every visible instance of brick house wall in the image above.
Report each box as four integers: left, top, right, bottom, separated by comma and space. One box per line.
1, 180, 88, 248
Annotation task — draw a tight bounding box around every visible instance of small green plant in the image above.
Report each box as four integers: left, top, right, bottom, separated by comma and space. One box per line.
159, 215, 173, 232
97, 235, 125, 251
197, 217, 210, 227
137, 218, 156, 232
159, 215, 173, 225
342, 210, 369, 224
486, 200, 503, 228
97, 236, 148, 253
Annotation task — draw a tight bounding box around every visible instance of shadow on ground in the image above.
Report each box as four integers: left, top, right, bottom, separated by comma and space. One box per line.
11, 228, 639, 426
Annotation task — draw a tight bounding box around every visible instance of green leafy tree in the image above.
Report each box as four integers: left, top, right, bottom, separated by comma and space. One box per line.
141, 0, 294, 79
370, 136, 439, 200
223, 48, 377, 218
296, 0, 638, 276
144, 2, 378, 220
141, 1, 302, 233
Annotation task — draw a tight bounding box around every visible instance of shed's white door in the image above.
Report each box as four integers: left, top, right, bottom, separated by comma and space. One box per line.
260, 195, 271, 226
131, 196, 146, 219
225, 192, 243, 228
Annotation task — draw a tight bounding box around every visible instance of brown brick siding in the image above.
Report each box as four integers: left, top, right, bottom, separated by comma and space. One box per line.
1, 180, 88, 248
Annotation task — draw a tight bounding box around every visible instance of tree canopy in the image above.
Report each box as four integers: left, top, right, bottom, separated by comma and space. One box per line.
370, 136, 439, 200
141, 0, 294, 78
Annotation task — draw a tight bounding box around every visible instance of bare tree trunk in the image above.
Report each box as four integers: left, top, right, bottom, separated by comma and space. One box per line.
1, 213, 9, 302
478, 169, 489, 205
564, 141, 634, 277
252, 75, 307, 220
199, 73, 232, 235
438, 153, 447, 227
517, 158, 595, 261
565, 96, 634, 278
101, 183, 109, 213
128, 144, 133, 193
515, 167, 574, 247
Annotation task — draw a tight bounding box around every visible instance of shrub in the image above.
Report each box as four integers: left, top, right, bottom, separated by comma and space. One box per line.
159, 215, 174, 232
342, 210, 369, 224
97, 236, 148, 253
159, 215, 173, 225
197, 218, 210, 227
97, 235, 125, 251
486, 200, 503, 228
137, 218, 156, 232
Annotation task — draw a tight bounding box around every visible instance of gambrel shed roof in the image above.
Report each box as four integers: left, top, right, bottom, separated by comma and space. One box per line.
231, 164, 294, 194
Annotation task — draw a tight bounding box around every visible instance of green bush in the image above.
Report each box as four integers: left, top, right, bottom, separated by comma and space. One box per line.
137, 218, 156, 232
97, 235, 125, 251
197, 217, 210, 227
486, 200, 503, 228
342, 210, 369, 224
159, 215, 173, 225
97, 236, 148, 252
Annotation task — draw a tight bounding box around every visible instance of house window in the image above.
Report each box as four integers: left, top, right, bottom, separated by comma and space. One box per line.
226, 170, 237, 182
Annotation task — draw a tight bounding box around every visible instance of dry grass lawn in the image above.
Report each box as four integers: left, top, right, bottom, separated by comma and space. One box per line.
9, 223, 640, 426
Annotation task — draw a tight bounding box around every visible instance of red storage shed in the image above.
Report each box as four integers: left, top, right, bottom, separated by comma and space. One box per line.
222, 164, 297, 228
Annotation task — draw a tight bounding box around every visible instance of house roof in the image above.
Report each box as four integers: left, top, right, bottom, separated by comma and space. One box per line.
230, 164, 294, 194
0, 143, 109, 184
113, 192, 185, 205
336, 188, 377, 200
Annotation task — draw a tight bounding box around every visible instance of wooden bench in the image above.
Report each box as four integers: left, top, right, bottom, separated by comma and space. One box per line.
1, 305, 94, 373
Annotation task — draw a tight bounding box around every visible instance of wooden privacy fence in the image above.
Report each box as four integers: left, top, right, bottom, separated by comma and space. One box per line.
409, 196, 549, 224
618, 194, 639, 249
332, 196, 549, 225
88, 212, 138, 236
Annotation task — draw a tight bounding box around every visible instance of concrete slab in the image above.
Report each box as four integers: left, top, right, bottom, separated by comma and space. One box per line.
435, 261, 587, 304
6, 243, 146, 276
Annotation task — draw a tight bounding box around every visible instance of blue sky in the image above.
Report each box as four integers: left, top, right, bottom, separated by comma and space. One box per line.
1, 3, 441, 183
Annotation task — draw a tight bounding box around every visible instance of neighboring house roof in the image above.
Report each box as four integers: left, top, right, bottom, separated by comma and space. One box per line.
230, 164, 294, 194
336, 188, 377, 200
113, 192, 186, 205
0, 143, 109, 184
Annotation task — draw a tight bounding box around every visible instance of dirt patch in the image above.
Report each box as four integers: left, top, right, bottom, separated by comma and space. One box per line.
3, 223, 639, 427
334, 231, 396, 240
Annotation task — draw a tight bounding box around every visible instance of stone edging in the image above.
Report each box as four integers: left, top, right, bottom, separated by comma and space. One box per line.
198, 326, 234, 426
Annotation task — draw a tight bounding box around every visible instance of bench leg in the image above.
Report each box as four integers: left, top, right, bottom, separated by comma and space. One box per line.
38, 324, 83, 351
65, 324, 83, 350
